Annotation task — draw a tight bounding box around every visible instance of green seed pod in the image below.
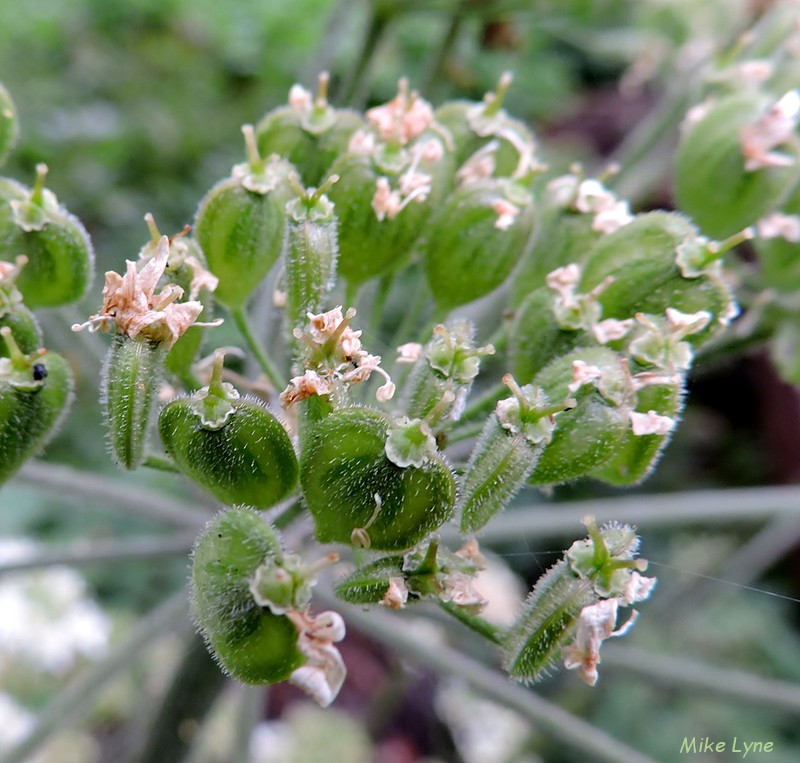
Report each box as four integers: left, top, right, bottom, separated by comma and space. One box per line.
434, 73, 538, 180
675, 91, 800, 239
0, 328, 73, 486
333, 556, 405, 605
256, 73, 364, 187
578, 211, 737, 343
300, 407, 456, 552
283, 177, 339, 328
510, 174, 612, 305
502, 559, 596, 682
326, 129, 453, 287
508, 286, 587, 384
194, 126, 294, 310
0, 82, 19, 168
459, 376, 562, 534
159, 351, 298, 509
191, 507, 305, 684
102, 335, 167, 470
0, 165, 94, 308
0, 256, 41, 356
504, 517, 653, 683
591, 377, 684, 486
423, 177, 535, 310
528, 347, 632, 485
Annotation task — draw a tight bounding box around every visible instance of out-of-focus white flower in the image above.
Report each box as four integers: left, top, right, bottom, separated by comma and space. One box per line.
0, 539, 111, 676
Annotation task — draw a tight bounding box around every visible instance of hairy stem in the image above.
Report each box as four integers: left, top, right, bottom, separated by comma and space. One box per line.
230, 307, 285, 392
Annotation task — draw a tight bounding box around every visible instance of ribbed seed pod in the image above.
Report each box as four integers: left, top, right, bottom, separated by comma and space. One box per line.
255, 73, 364, 187
102, 335, 166, 470
528, 347, 631, 486
194, 127, 294, 310
283, 179, 339, 328
191, 508, 305, 684
579, 211, 736, 343
422, 178, 535, 310
675, 91, 800, 239
459, 377, 560, 534
502, 559, 596, 681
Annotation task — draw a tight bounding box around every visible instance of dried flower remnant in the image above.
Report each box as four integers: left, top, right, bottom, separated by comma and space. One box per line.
71, 236, 220, 349
286, 609, 347, 707
756, 211, 800, 241
628, 409, 676, 436
281, 306, 395, 405
365, 78, 434, 145
740, 90, 800, 171
561, 598, 637, 686
396, 342, 424, 364
381, 576, 409, 609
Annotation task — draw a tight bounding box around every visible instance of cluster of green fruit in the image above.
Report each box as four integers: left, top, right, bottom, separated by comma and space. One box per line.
1, 58, 797, 703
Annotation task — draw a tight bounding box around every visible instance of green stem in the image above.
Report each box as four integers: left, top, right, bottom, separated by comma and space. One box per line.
602, 645, 800, 715
326, 595, 659, 763
443, 420, 484, 445
14, 461, 210, 528
438, 601, 505, 644
344, 280, 360, 314
370, 272, 394, 335
422, 1, 467, 99
230, 307, 285, 392
131, 630, 227, 763
339, 3, 394, 107
465, 485, 800, 543
143, 454, 181, 473
0, 533, 197, 575
2, 592, 189, 763
231, 686, 264, 763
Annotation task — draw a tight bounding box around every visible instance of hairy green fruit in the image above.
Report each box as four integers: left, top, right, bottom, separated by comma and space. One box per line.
0, 167, 94, 308
191, 508, 304, 684
0, 330, 73, 486
300, 407, 455, 551
159, 395, 298, 510
102, 336, 166, 470
423, 178, 535, 310
675, 92, 800, 239
194, 131, 294, 309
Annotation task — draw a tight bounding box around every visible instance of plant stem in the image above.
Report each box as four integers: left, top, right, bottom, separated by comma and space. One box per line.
143, 454, 181, 473
230, 307, 285, 392
2, 591, 189, 763
339, 2, 394, 107
422, 0, 467, 99
602, 644, 800, 715
14, 461, 210, 528
0, 533, 197, 575
327, 595, 659, 763
131, 630, 228, 763
469, 485, 800, 542
438, 601, 505, 644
